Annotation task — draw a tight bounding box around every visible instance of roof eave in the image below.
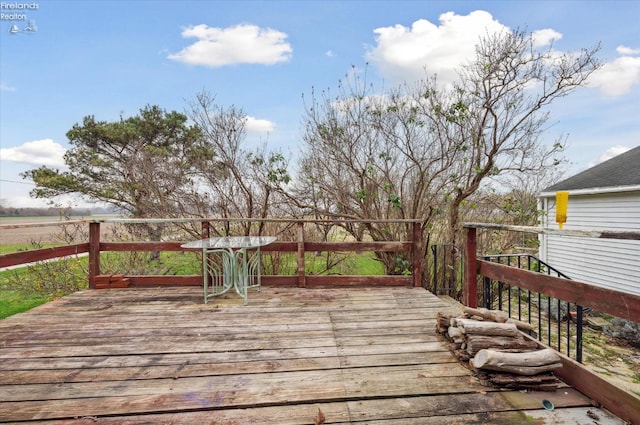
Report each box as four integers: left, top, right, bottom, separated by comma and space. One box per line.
539, 184, 640, 198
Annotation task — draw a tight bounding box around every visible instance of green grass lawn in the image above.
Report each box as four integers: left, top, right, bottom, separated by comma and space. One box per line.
1, 265, 54, 319
0, 288, 51, 319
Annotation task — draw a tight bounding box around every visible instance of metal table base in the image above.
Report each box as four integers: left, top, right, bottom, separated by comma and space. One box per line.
182, 236, 277, 305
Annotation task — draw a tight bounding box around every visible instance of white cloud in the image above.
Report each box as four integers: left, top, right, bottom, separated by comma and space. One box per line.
168, 24, 292, 67
596, 145, 631, 164
367, 11, 640, 97
617, 45, 640, 55
3, 194, 51, 208
325, 50, 334, 57
589, 54, 640, 96
0, 139, 67, 167
365, 10, 509, 84
245, 116, 275, 132
0, 82, 16, 91
531, 28, 562, 48
3, 194, 94, 209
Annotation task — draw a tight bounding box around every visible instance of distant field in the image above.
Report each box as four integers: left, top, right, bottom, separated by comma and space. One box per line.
0, 217, 79, 225
0, 216, 120, 245
0, 215, 119, 225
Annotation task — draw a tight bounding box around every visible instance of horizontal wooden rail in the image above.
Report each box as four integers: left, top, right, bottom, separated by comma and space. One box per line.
0, 243, 90, 269
464, 221, 640, 240
100, 242, 187, 252
303, 275, 411, 286
98, 241, 301, 253
478, 259, 640, 323
109, 275, 301, 288
126, 275, 202, 286
98, 241, 411, 253
125, 274, 411, 288
304, 241, 412, 252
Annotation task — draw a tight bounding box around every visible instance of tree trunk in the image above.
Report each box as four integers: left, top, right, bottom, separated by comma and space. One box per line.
146, 223, 164, 262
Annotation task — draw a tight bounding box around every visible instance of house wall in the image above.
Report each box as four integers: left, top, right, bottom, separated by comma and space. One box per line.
539, 190, 640, 296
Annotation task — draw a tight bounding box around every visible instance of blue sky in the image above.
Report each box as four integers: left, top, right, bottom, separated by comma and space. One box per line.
1, 0, 639, 208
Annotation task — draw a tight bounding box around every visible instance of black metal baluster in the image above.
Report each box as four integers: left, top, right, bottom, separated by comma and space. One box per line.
484, 274, 491, 309
567, 302, 571, 357
576, 305, 584, 363
536, 259, 542, 342
547, 296, 552, 347
507, 257, 512, 318
517, 255, 522, 321
432, 245, 438, 295
527, 256, 532, 324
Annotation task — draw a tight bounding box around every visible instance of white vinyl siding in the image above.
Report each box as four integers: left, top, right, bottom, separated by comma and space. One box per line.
539, 190, 640, 296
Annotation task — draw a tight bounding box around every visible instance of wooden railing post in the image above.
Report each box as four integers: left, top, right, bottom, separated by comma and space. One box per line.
201, 221, 210, 239
463, 226, 478, 308
88, 222, 101, 289
412, 221, 422, 287
297, 221, 306, 288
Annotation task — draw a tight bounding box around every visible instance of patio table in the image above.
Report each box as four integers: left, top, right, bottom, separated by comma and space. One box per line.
181, 236, 277, 305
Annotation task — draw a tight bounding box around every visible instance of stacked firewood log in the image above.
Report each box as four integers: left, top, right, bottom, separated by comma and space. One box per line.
437, 306, 564, 391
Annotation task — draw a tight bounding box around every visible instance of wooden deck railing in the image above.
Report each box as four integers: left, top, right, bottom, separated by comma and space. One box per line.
462, 222, 640, 323
1, 218, 423, 289
462, 223, 640, 424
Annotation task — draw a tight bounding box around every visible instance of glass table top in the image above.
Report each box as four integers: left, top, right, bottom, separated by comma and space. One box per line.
181, 236, 277, 250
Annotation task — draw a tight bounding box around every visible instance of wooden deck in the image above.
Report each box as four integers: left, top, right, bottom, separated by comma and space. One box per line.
0, 286, 627, 424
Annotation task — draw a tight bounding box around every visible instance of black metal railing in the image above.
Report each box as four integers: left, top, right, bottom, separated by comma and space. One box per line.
480, 254, 584, 362
430, 244, 463, 298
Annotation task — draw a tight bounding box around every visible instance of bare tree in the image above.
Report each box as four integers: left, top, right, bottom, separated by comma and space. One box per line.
186, 92, 291, 235
443, 29, 600, 244
296, 73, 453, 273
295, 29, 601, 280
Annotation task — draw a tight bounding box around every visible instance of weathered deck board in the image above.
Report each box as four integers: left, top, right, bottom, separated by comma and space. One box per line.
0, 286, 627, 424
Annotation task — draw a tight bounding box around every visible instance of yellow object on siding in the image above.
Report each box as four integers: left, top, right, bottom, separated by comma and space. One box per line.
555, 191, 569, 229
